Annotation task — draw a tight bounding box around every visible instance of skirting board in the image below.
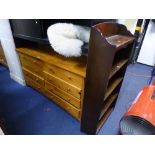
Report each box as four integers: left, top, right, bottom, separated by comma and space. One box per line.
10, 72, 26, 86
0, 128, 4, 135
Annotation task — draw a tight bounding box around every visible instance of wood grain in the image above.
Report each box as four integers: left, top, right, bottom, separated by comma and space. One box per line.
25, 75, 45, 94
44, 71, 82, 99
45, 63, 84, 89
23, 68, 45, 86
17, 47, 87, 77
0, 42, 7, 66
43, 89, 80, 120
104, 77, 123, 101
45, 81, 81, 108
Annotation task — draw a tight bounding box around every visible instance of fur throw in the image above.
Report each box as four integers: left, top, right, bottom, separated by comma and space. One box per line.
47, 23, 90, 57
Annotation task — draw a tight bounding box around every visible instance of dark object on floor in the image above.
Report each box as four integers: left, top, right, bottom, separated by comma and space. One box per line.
120, 84, 155, 135
120, 116, 155, 134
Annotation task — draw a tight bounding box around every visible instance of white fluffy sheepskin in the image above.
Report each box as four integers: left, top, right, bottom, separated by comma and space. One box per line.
47, 23, 90, 57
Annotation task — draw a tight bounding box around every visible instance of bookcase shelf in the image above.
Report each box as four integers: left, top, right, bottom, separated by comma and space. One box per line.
104, 77, 123, 101
97, 108, 114, 131
109, 59, 128, 79
81, 22, 135, 134
99, 93, 118, 120
107, 35, 134, 50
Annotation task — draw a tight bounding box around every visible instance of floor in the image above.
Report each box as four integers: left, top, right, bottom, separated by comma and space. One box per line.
0, 63, 153, 135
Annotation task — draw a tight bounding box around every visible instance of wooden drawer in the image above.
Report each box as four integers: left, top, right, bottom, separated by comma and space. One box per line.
19, 54, 43, 76
20, 53, 43, 67
45, 81, 81, 108
25, 75, 45, 94
45, 63, 84, 89
0, 58, 4, 64
44, 72, 82, 99
23, 68, 45, 86
44, 89, 80, 120
0, 46, 7, 66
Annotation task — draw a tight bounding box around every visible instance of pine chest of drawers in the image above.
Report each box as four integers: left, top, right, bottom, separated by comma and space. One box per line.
0, 41, 7, 67
17, 47, 86, 120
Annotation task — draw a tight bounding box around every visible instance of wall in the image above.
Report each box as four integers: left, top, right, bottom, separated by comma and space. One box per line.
0, 19, 25, 85
118, 19, 137, 34
137, 20, 155, 66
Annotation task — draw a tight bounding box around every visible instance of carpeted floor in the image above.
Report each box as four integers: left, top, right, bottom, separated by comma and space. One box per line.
0, 63, 153, 135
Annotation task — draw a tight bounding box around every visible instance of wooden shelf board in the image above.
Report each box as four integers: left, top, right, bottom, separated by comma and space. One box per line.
106, 35, 134, 49
99, 93, 118, 120
109, 59, 128, 79
104, 77, 123, 101
97, 107, 114, 133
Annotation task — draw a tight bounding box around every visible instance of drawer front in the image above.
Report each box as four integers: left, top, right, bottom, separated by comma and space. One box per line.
25, 75, 44, 94
45, 64, 84, 89
23, 68, 45, 86
0, 58, 4, 64
44, 72, 81, 99
19, 54, 43, 76
45, 81, 81, 108
44, 89, 80, 120
20, 53, 43, 67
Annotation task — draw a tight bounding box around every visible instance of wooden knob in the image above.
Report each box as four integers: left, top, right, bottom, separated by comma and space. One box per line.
67, 98, 71, 102
36, 78, 39, 81
50, 69, 55, 74
67, 107, 71, 110
67, 88, 70, 92
68, 76, 72, 80
36, 56, 41, 59
33, 60, 36, 63
78, 90, 82, 94
49, 79, 53, 82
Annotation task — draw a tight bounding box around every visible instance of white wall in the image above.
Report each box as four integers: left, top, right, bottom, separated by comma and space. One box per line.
118, 19, 137, 34
0, 19, 25, 85
137, 20, 155, 66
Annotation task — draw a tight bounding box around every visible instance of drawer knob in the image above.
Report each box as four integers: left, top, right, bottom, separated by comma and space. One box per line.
67, 107, 71, 110
36, 78, 39, 81
68, 76, 72, 80
78, 90, 82, 94
67, 88, 70, 92
67, 98, 71, 102
50, 69, 55, 74
49, 79, 53, 82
